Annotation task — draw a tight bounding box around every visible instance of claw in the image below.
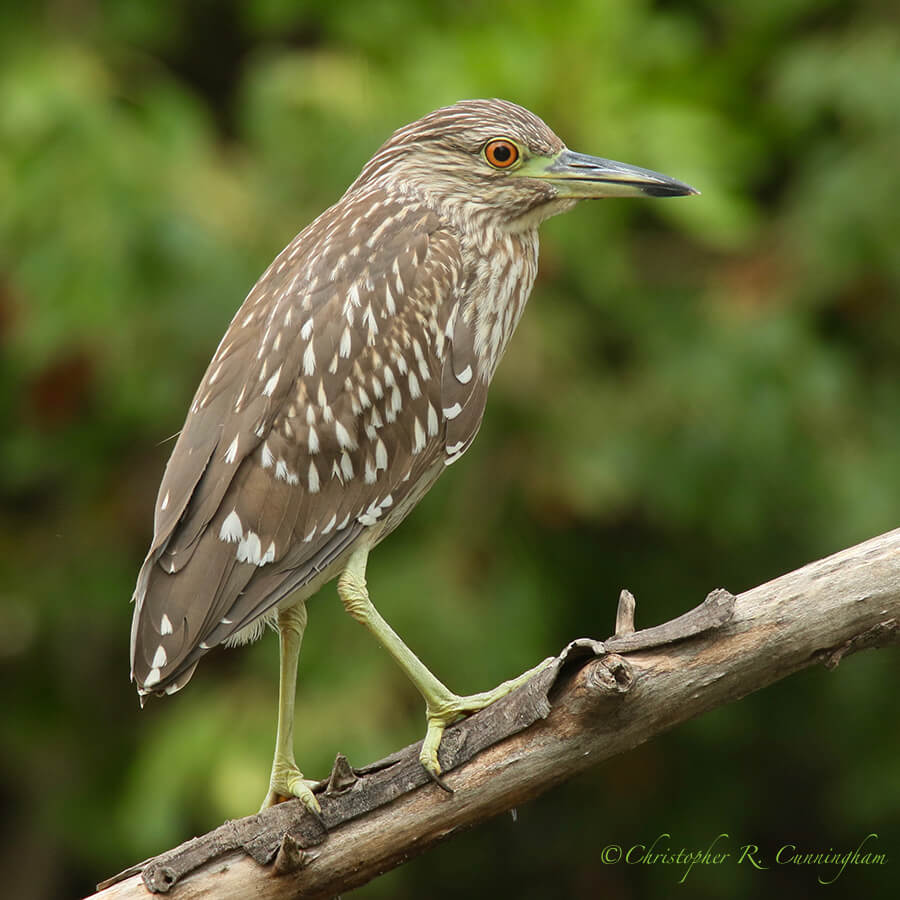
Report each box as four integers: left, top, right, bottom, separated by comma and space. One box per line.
305, 801, 327, 830
421, 760, 454, 794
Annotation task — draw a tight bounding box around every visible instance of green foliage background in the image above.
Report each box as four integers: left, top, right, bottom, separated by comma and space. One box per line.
2, 1, 899, 897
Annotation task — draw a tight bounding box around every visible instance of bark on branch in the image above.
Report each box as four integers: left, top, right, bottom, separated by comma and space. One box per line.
92, 527, 900, 899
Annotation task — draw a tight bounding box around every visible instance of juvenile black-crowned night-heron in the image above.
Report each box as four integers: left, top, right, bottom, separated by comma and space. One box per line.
130, 98, 697, 813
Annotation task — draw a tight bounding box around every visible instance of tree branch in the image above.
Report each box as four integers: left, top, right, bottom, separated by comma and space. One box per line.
92, 527, 900, 899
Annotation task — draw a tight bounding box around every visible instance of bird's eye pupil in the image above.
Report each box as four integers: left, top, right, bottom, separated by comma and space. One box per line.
485, 139, 519, 168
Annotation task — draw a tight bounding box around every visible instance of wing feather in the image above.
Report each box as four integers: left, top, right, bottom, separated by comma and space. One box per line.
441, 299, 489, 464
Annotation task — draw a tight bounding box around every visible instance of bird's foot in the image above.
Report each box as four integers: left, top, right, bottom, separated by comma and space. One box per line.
419, 656, 556, 785
261, 759, 322, 818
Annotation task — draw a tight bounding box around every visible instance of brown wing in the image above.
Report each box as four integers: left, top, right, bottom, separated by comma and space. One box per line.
130, 186, 488, 697
440, 298, 489, 466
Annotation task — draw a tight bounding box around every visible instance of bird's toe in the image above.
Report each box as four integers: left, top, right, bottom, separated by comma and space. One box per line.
261, 768, 322, 819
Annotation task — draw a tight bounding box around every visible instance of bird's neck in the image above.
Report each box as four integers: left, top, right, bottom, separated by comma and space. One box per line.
381, 178, 542, 379
458, 222, 541, 380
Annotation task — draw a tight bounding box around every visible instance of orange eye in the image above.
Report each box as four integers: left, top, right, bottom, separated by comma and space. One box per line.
484, 139, 520, 169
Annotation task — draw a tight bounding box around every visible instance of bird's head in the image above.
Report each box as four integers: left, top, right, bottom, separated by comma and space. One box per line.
352, 98, 697, 231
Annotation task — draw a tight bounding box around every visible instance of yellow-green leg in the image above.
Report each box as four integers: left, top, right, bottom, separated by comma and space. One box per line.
337, 547, 552, 784
260, 601, 321, 815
